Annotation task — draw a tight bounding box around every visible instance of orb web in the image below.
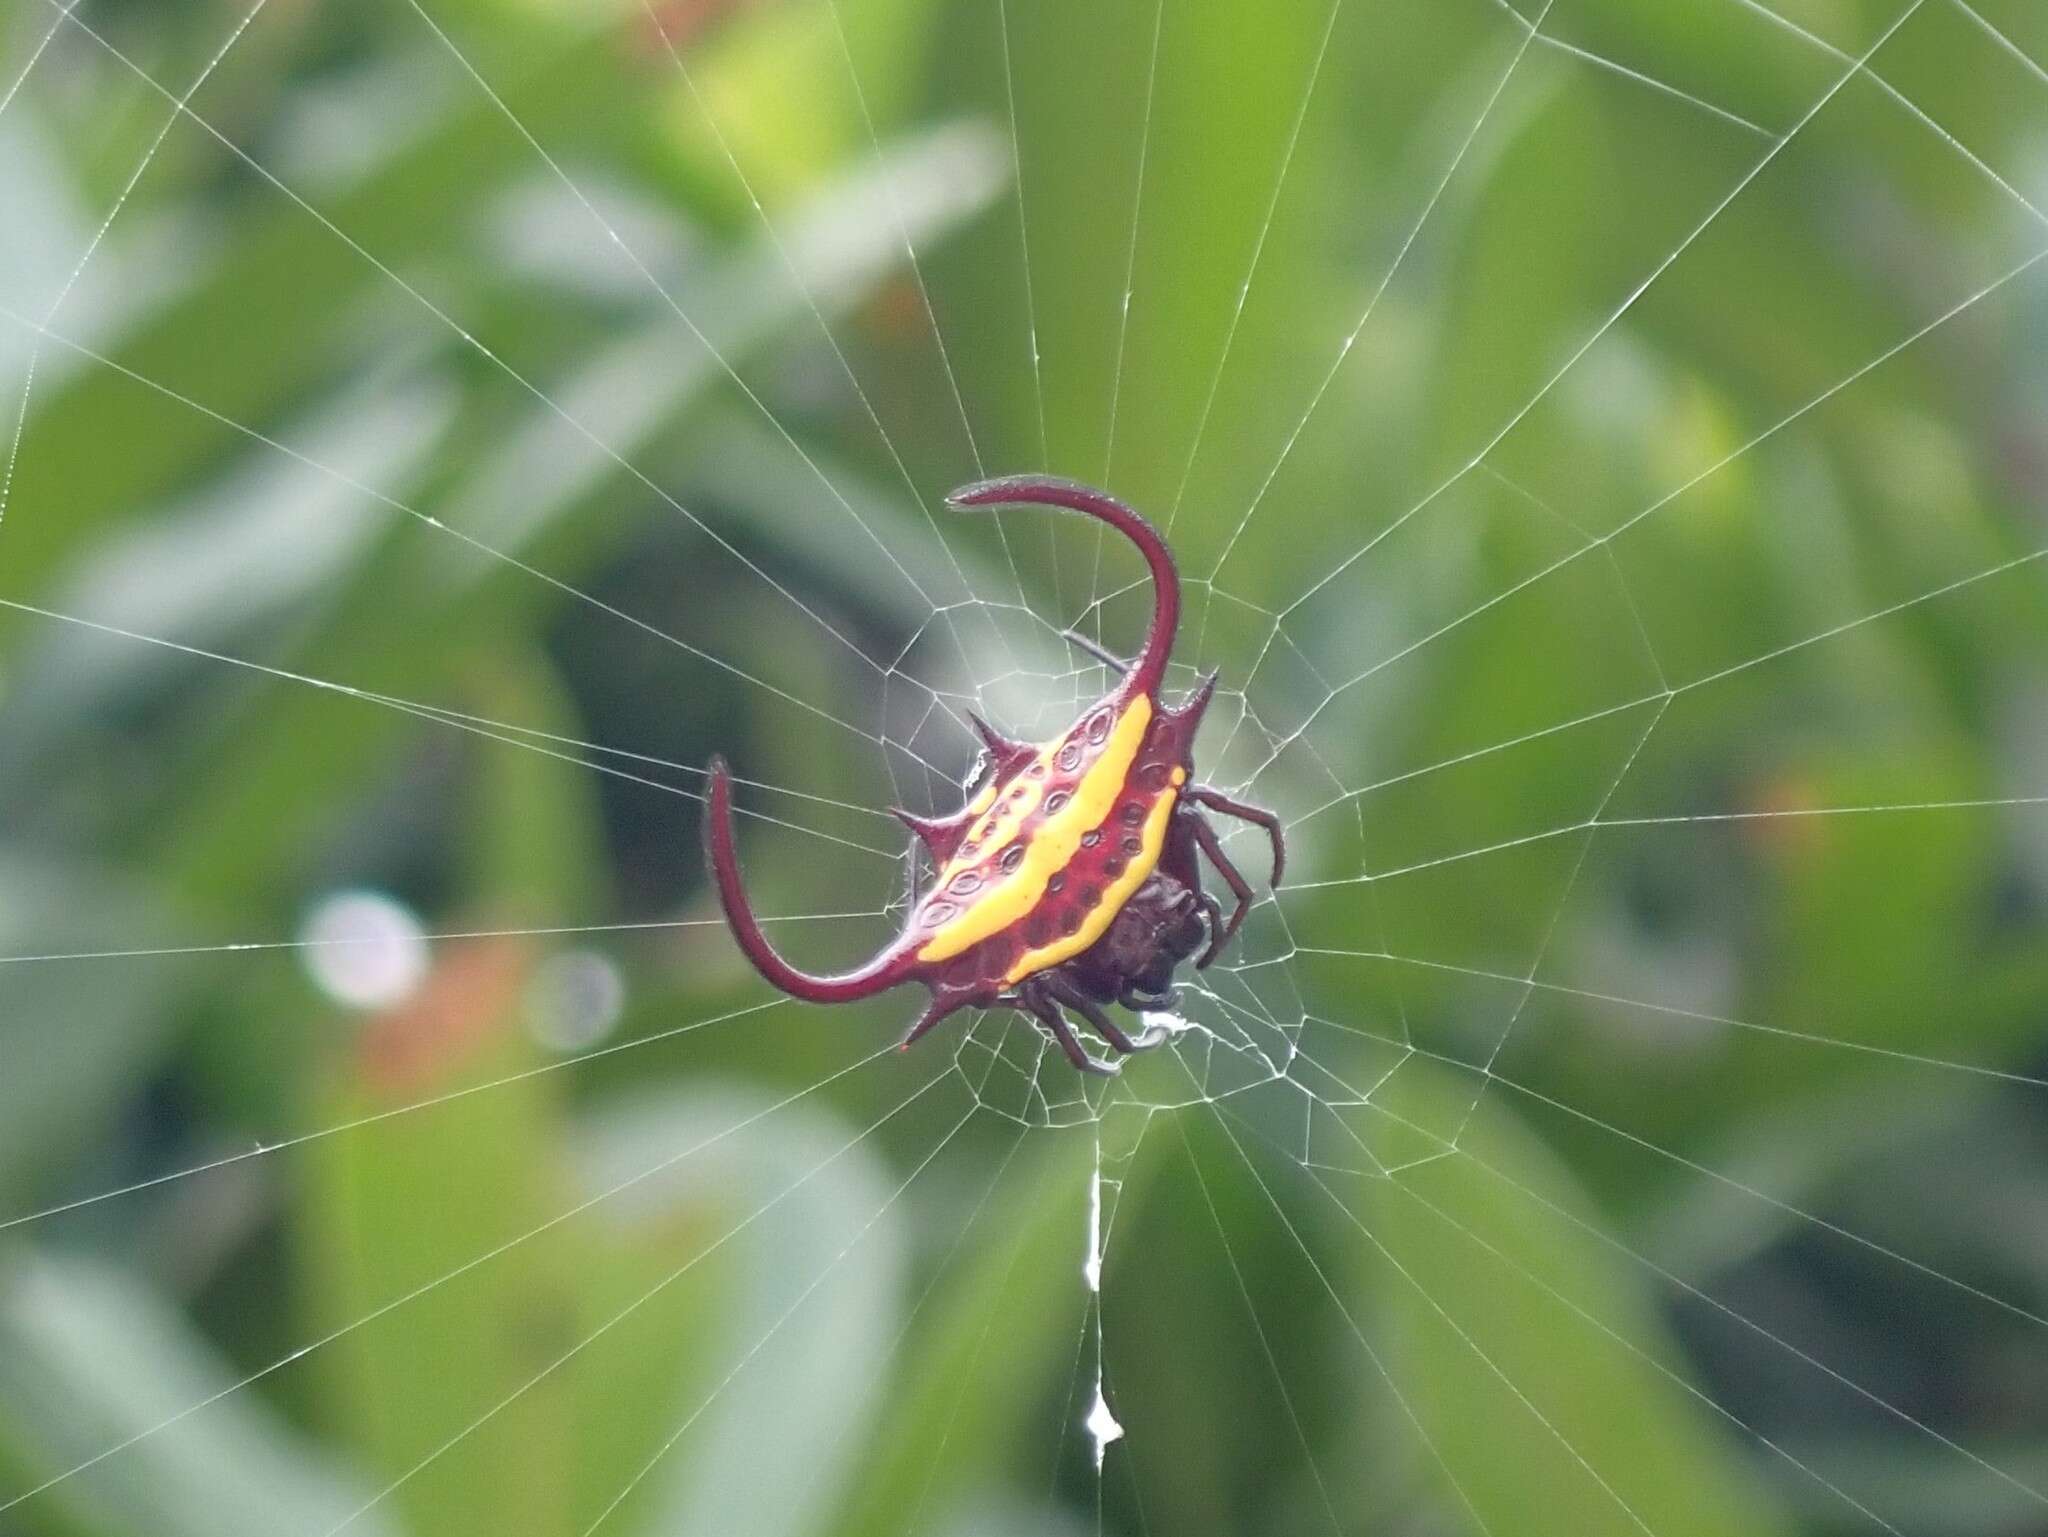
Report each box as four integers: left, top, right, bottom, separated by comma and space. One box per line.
1, 0, 2047, 1533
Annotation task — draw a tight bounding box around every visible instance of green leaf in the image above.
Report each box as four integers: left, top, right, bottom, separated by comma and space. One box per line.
0, 1252, 402, 1537
1347, 1065, 1792, 1536
570, 1079, 913, 1536
299, 941, 571, 1537
828, 1126, 1091, 1537
0, 859, 182, 1211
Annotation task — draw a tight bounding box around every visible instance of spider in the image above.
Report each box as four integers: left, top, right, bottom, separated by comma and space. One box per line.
703, 475, 1284, 1076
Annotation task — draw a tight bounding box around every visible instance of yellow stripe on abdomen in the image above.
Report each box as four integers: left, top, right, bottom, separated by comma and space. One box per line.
917, 697, 1152, 964
949, 774, 1045, 877
1004, 787, 1176, 983
963, 777, 1002, 818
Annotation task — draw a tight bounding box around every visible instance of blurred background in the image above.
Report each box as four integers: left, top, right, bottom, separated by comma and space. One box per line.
3, 0, 2047, 1532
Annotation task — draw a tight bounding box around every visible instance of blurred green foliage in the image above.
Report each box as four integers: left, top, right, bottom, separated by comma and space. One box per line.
2, 0, 2047, 1532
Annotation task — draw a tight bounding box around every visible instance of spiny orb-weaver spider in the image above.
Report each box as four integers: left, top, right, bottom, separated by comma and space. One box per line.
704, 476, 1284, 1076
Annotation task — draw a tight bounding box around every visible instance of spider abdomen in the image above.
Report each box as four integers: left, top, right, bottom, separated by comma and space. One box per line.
911, 695, 1187, 988
1002, 774, 1180, 982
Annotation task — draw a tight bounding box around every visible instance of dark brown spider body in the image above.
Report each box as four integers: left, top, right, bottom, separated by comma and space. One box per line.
704, 476, 1284, 1075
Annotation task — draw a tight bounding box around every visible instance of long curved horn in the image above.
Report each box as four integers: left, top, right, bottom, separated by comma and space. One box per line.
702, 758, 908, 1003
946, 476, 1180, 696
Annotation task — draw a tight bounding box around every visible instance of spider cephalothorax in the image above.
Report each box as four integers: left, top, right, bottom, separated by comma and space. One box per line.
703, 476, 1284, 1075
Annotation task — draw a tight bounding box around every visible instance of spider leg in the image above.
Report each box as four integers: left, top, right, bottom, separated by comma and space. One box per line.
1153, 814, 1225, 968
1058, 629, 1130, 675
1158, 804, 1204, 890
1017, 979, 1118, 1076
1042, 972, 1142, 1054
1186, 809, 1257, 948
1118, 984, 1178, 1013
1186, 784, 1286, 888
1193, 889, 1228, 969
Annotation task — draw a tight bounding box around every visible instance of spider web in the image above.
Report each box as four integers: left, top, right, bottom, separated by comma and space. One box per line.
1, 0, 2046, 1533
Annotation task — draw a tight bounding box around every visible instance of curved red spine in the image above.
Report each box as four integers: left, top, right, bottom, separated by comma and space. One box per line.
946, 477, 1180, 696
702, 757, 910, 1002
